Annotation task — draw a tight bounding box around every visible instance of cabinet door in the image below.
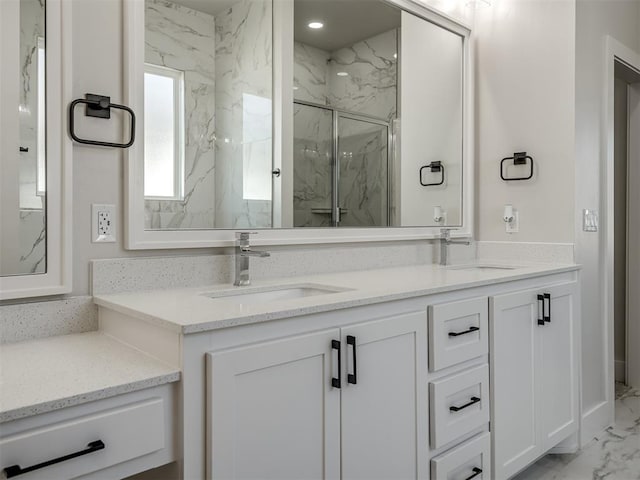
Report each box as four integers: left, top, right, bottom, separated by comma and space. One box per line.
537, 282, 579, 451
490, 289, 540, 480
206, 329, 341, 480
340, 311, 428, 480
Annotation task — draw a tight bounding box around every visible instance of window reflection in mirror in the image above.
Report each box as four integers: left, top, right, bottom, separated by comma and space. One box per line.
143, 0, 273, 230
0, 0, 47, 276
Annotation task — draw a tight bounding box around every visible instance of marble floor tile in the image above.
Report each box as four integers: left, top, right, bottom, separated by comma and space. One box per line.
513, 384, 640, 480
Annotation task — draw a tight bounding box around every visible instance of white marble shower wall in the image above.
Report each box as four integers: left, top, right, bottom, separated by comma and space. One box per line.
328, 29, 398, 122
144, 0, 217, 229
293, 29, 397, 227
214, 0, 273, 228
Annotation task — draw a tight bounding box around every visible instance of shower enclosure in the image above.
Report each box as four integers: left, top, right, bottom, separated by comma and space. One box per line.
293, 100, 391, 227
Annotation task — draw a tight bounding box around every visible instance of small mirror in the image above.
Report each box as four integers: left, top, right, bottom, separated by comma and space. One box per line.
1, 0, 70, 299
1, 0, 47, 276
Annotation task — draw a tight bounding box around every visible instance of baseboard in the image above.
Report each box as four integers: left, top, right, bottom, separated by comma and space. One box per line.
615, 360, 626, 383
581, 401, 612, 447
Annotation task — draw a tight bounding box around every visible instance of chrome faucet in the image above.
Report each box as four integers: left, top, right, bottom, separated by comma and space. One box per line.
234, 232, 270, 286
439, 228, 471, 266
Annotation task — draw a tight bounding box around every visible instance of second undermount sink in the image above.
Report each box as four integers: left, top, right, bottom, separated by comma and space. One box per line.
446, 264, 522, 271
201, 284, 350, 306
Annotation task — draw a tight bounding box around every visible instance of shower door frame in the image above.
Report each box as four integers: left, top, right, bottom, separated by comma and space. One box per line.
294, 99, 393, 227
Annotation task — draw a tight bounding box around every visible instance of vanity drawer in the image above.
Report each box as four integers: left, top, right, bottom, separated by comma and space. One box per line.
431, 432, 491, 480
0, 398, 165, 479
430, 364, 489, 449
428, 297, 488, 371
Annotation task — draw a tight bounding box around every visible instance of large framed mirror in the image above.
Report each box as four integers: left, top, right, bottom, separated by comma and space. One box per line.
0, 0, 72, 300
125, 0, 473, 248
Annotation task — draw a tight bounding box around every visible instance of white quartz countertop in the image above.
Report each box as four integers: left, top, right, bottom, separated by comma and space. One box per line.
0, 332, 180, 423
94, 262, 580, 335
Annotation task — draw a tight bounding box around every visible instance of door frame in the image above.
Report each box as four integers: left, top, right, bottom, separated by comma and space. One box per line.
602, 36, 640, 424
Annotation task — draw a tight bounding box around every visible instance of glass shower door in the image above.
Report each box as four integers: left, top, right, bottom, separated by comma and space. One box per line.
336, 115, 389, 227
292, 103, 333, 227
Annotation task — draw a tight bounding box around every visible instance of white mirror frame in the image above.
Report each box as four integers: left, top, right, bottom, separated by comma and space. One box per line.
124, 0, 473, 249
0, 0, 72, 300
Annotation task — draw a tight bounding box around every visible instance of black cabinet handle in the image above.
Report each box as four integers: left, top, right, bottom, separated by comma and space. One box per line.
449, 396, 481, 412
4, 440, 105, 478
347, 335, 357, 384
537, 294, 545, 326
448, 326, 480, 337
465, 467, 483, 480
331, 339, 341, 389
544, 293, 551, 323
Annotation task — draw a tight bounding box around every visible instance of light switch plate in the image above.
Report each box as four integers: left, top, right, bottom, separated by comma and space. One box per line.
92, 204, 116, 243
583, 209, 598, 232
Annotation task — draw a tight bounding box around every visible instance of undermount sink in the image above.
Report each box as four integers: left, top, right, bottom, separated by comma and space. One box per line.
201, 284, 349, 306
446, 264, 521, 271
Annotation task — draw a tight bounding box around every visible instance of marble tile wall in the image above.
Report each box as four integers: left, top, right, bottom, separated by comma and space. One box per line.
293, 42, 330, 104
144, 0, 217, 229
328, 29, 398, 123
214, 0, 273, 228
18, 209, 46, 274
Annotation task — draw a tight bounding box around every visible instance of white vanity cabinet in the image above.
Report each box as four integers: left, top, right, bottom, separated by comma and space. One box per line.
94, 265, 581, 480
490, 282, 579, 480
206, 311, 427, 480
0, 386, 176, 480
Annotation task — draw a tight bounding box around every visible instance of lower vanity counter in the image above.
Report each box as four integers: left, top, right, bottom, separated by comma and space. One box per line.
92, 262, 581, 480
0, 332, 180, 479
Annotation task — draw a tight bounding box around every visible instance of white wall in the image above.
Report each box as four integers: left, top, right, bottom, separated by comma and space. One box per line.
574, 0, 640, 428
474, 0, 576, 243
400, 12, 463, 226
70, 0, 219, 296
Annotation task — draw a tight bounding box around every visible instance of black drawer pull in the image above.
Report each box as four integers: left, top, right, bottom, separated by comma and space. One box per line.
347, 335, 357, 384
4, 440, 105, 478
448, 326, 480, 337
331, 339, 341, 389
544, 293, 551, 323
537, 294, 545, 326
449, 396, 481, 412
465, 467, 483, 480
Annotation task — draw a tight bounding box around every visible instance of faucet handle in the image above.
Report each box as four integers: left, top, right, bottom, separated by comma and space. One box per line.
236, 231, 259, 240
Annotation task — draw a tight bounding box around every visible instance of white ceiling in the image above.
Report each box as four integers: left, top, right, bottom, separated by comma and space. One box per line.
294, 0, 401, 52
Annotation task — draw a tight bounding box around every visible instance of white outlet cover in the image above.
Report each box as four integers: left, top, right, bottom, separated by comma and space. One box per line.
92, 204, 116, 243
506, 211, 519, 234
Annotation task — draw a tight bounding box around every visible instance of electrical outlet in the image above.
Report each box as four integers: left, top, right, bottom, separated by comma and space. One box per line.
506, 211, 519, 234
92, 204, 116, 243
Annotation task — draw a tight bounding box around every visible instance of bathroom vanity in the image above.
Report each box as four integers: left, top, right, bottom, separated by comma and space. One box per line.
92, 262, 580, 480
0, 333, 180, 479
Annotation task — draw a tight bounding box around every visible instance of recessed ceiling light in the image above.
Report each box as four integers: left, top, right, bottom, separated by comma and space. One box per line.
393, 53, 398, 59
308, 21, 324, 29
336, 71, 349, 77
